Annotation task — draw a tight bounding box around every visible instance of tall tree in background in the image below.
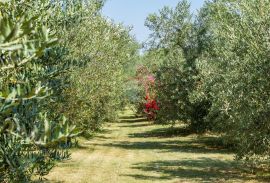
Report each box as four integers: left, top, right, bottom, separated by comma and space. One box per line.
144, 0, 210, 130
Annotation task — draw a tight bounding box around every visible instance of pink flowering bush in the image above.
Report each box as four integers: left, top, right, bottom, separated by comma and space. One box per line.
134, 65, 160, 120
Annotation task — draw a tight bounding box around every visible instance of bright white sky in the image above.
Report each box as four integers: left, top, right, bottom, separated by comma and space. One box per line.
102, 0, 205, 43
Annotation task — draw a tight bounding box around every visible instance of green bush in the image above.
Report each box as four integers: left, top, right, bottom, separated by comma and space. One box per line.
144, 0, 211, 131
144, 0, 270, 163
55, 2, 139, 135
0, 1, 79, 181
196, 0, 270, 160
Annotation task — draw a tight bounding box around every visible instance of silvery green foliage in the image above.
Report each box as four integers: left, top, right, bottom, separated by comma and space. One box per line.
145, 0, 270, 163
196, 0, 270, 160
60, 7, 138, 134
0, 1, 79, 181
144, 0, 210, 130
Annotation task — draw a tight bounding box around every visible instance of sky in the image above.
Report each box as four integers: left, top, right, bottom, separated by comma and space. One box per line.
102, 0, 205, 43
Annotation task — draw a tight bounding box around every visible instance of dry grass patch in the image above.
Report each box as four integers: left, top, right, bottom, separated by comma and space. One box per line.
45, 110, 267, 183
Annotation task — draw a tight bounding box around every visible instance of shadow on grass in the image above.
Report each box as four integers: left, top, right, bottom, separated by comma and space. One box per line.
129, 127, 194, 138
122, 158, 256, 182
129, 126, 233, 151
97, 128, 113, 134
94, 135, 112, 140
91, 139, 230, 154
119, 115, 137, 119
34, 179, 64, 183
81, 128, 113, 140
119, 113, 147, 122
119, 123, 153, 128
120, 118, 147, 123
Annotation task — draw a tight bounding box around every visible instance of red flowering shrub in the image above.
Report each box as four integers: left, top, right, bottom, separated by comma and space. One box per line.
144, 98, 160, 120
132, 65, 160, 120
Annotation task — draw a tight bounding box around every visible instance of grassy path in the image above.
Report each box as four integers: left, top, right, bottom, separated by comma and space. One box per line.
46, 110, 264, 183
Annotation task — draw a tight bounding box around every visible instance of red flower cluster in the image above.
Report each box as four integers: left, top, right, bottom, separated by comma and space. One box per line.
144, 97, 160, 120
144, 100, 160, 111
135, 66, 160, 120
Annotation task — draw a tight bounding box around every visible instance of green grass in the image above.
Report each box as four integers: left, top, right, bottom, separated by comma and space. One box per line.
45, 109, 267, 183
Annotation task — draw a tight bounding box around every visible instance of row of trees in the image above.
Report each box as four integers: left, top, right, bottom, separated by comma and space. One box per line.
135, 0, 270, 166
55, 0, 138, 135
0, 0, 138, 181
1, 0, 269, 180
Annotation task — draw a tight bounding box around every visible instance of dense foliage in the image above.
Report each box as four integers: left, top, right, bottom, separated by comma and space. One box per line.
196, 0, 270, 161
0, 0, 138, 181
139, 0, 270, 164
62, 13, 138, 134
0, 1, 80, 181
142, 0, 210, 130
1, 0, 270, 181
